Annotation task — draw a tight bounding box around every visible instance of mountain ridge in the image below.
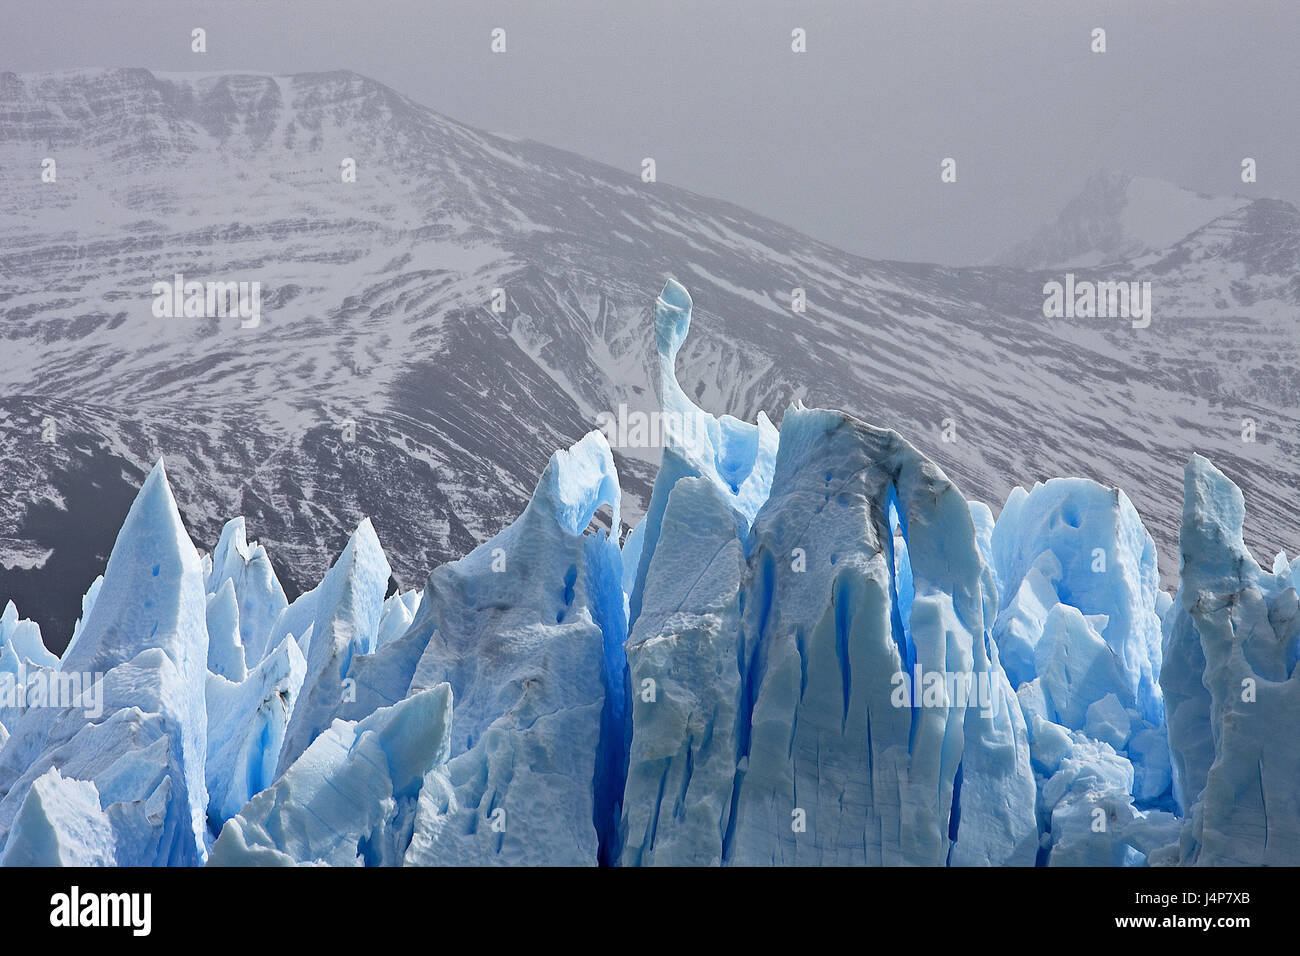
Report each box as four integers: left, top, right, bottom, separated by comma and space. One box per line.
2, 67, 1298, 650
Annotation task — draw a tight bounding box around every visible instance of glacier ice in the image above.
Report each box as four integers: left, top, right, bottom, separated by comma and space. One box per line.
0, 461, 209, 866
0, 281, 1297, 867
1, 768, 118, 867
205, 581, 247, 683
1160, 454, 1300, 864
718, 404, 1036, 865
618, 476, 746, 866
991, 478, 1164, 728
275, 518, 391, 776
0, 601, 59, 675
206, 517, 289, 669
209, 686, 452, 866
626, 279, 778, 629
402, 430, 624, 867
205, 634, 306, 832
377, 588, 421, 649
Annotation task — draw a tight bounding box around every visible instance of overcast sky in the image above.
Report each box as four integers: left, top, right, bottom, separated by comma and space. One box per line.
3, 0, 1297, 264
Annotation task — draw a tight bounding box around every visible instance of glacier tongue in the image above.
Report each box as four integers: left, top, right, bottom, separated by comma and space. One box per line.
1, 280, 1298, 867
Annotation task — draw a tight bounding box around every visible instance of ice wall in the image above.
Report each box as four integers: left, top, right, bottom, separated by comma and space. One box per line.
0, 282, 1297, 868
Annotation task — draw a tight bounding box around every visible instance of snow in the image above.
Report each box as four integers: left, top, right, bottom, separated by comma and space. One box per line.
995, 169, 1251, 269
1118, 177, 1249, 254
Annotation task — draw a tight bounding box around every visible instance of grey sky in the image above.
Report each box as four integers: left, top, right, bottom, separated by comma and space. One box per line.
3, 0, 1297, 264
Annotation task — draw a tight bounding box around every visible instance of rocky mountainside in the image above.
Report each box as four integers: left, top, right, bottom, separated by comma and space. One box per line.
1, 69, 1297, 648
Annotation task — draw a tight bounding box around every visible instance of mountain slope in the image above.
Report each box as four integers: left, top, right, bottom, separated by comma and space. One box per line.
1, 69, 1298, 648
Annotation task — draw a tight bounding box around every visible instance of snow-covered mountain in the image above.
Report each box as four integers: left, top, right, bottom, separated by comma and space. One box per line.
2, 69, 1298, 652
994, 169, 1252, 269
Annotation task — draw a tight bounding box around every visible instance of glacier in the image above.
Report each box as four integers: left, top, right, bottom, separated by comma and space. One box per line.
0, 280, 1296, 866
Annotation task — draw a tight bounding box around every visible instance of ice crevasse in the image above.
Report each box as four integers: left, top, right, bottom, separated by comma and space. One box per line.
0, 279, 1296, 866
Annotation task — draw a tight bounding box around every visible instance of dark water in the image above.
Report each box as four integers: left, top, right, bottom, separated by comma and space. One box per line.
0, 438, 144, 655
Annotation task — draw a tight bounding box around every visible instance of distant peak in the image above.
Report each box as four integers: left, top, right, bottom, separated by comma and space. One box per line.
995, 170, 1251, 270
